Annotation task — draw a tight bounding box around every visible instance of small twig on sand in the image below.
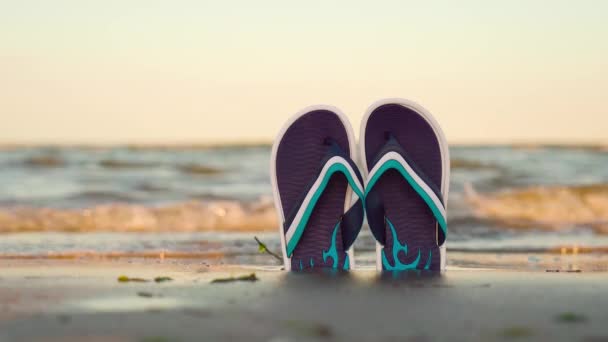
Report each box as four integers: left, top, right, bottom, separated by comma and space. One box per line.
254, 236, 282, 263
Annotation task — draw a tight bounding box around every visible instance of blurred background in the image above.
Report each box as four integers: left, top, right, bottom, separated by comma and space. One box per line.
1, 0, 607, 269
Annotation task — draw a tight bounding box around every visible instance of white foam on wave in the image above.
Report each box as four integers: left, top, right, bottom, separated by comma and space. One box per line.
0, 196, 278, 233
465, 183, 608, 233
4, 183, 608, 235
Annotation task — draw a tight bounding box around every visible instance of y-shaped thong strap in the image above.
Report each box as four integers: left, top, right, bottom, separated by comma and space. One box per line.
364, 136, 447, 247
283, 141, 365, 257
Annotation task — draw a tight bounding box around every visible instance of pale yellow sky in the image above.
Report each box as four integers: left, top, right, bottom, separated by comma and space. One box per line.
1, 0, 607, 145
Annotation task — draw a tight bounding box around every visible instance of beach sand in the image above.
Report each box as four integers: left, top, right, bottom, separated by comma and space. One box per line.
1, 258, 607, 341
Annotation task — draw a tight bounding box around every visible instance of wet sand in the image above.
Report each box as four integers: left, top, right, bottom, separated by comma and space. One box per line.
0, 259, 607, 341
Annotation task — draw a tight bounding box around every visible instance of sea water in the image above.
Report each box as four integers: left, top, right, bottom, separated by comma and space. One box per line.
0, 145, 607, 267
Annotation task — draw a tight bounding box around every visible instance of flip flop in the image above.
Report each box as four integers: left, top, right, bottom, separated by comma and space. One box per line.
359, 99, 450, 271
271, 106, 365, 271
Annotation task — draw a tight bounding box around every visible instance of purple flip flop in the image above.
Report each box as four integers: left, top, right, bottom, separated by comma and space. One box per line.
360, 99, 450, 271
271, 106, 365, 271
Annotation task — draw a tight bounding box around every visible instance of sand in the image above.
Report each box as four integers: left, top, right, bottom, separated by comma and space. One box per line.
0, 259, 607, 342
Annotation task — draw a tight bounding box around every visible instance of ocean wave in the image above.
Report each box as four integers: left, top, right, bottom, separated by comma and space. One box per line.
98, 159, 160, 169
465, 183, 608, 233
97, 159, 224, 175
134, 183, 170, 193
507, 144, 608, 152
23, 155, 65, 168
451, 158, 498, 170
0, 197, 277, 233
66, 191, 141, 203
177, 164, 224, 176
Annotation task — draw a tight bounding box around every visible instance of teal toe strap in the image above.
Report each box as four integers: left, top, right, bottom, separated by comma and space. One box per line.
365, 152, 447, 239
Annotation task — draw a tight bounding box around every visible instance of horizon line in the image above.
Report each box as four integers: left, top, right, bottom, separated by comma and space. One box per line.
0, 140, 607, 150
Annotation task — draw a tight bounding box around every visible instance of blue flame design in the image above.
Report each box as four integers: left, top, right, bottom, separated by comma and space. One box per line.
424, 249, 432, 270
322, 222, 341, 269
381, 218, 422, 271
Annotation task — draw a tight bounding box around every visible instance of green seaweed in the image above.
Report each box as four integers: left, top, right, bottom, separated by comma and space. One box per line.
555, 312, 588, 323
211, 273, 258, 284
154, 276, 173, 283
117, 275, 149, 283
118, 275, 174, 283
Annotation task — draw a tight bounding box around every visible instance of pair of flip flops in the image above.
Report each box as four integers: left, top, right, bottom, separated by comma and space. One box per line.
271, 99, 450, 271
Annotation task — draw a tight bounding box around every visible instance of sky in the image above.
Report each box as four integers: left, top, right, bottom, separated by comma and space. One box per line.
1, 0, 607, 145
